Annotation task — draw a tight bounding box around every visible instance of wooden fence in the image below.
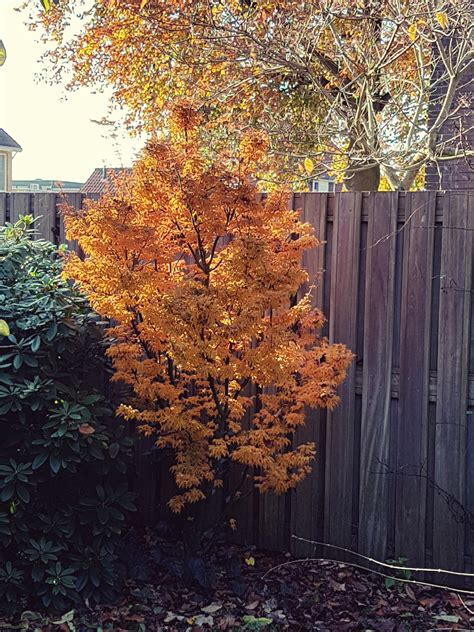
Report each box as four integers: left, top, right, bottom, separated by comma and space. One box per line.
1, 190, 473, 574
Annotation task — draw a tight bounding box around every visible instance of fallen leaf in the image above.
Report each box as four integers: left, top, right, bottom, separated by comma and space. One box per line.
124, 614, 145, 622
246, 600, 260, 610
404, 585, 416, 601
218, 614, 236, 630
434, 614, 460, 623
194, 614, 214, 626
202, 603, 222, 614
447, 593, 461, 607
263, 597, 278, 613
245, 556, 255, 566
78, 423, 95, 435
329, 579, 346, 592
164, 612, 176, 623
418, 597, 438, 608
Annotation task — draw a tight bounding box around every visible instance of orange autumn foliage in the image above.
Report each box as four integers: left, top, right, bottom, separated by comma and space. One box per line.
63, 102, 352, 513
32, 1, 471, 190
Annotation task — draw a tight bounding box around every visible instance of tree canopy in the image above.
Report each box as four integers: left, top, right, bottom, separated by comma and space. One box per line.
33, 0, 473, 190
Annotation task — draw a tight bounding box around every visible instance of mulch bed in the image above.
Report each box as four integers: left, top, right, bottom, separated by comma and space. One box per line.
2, 530, 473, 631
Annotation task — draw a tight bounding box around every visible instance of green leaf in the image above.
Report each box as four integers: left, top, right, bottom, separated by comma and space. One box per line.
45, 321, 58, 342
109, 443, 120, 459
31, 335, 41, 352
52, 610, 75, 625
0, 320, 9, 337
0, 401, 13, 415
75, 573, 88, 592
384, 576, 395, 589
434, 615, 460, 623
90, 567, 100, 587
17, 485, 30, 504
32, 452, 49, 470
23, 354, 39, 368
82, 394, 102, 405
1, 485, 14, 502
32, 565, 44, 582
49, 454, 61, 475
98, 507, 109, 525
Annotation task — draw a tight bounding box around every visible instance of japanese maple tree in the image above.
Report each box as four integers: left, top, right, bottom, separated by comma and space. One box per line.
63, 102, 352, 513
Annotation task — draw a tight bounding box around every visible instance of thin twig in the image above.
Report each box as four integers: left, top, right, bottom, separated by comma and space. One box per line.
262, 555, 474, 596
291, 535, 474, 577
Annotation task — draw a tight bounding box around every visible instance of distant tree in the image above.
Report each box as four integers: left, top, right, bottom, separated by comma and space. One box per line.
33, 0, 473, 190
62, 101, 352, 515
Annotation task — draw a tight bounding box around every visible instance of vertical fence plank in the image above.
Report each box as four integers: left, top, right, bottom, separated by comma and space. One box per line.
258, 194, 296, 552
258, 489, 287, 551
32, 193, 57, 242
324, 192, 362, 550
133, 435, 161, 525
396, 192, 436, 565
433, 191, 474, 570
359, 192, 398, 560
60, 193, 84, 254
228, 381, 257, 545
11, 193, 31, 223
291, 193, 328, 555
0, 193, 6, 225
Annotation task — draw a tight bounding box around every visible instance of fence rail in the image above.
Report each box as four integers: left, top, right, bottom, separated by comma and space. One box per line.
1, 190, 473, 574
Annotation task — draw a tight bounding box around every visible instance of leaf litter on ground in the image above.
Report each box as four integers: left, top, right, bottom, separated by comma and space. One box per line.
2, 529, 474, 631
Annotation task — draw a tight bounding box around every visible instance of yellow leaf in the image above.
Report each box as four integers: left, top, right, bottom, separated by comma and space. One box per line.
0, 320, 10, 337
436, 12, 449, 29
303, 158, 314, 174
408, 23, 417, 42
245, 556, 255, 566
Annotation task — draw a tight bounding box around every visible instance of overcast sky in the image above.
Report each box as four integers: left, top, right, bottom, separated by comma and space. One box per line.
0, 0, 143, 183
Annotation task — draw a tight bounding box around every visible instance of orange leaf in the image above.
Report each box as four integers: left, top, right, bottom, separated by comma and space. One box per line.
78, 423, 95, 435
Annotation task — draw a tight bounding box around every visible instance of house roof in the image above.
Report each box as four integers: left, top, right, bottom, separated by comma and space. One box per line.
80, 167, 131, 194
13, 178, 83, 192
0, 128, 22, 152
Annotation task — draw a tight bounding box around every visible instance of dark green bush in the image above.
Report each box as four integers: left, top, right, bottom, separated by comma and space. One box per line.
0, 216, 135, 613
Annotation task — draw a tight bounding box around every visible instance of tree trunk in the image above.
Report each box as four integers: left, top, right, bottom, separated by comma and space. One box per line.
344, 162, 381, 191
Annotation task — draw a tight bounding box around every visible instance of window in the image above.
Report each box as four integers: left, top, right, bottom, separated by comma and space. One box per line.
0, 154, 6, 192
309, 180, 319, 192
328, 181, 335, 192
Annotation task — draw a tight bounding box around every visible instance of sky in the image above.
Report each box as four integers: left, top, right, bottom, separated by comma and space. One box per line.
0, 0, 143, 183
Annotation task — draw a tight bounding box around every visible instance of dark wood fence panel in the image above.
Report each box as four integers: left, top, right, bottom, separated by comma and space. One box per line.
2, 191, 473, 573
325, 193, 362, 551
396, 192, 436, 565
358, 192, 398, 560
291, 193, 328, 557
0, 194, 6, 225
433, 191, 474, 571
